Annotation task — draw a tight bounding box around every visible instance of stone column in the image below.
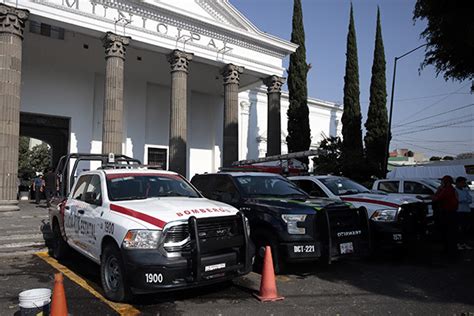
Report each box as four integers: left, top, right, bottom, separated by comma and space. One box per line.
167, 50, 193, 176
101, 32, 130, 155
0, 4, 28, 212
221, 64, 244, 167
239, 100, 250, 160
263, 75, 285, 156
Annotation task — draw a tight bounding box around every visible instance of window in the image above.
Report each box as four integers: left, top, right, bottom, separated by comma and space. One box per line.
378, 181, 399, 193
319, 177, 370, 196
191, 175, 212, 197
84, 175, 102, 202
403, 181, 433, 195
211, 176, 240, 203
72, 175, 90, 200
147, 147, 168, 170
234, 175, 307, 198
293, 180, 327, 197
106, 174, 199, 201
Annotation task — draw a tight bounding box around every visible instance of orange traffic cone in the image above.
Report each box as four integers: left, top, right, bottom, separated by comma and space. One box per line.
254, 246, 284, 302
50, 273, 68, 316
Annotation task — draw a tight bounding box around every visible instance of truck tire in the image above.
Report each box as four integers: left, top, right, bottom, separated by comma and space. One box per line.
101, 244, 132, 302
51, 221, 70, 260
253, 231, 285, 274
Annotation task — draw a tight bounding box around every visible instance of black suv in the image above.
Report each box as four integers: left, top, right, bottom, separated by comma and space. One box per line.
191, 172, 371, 273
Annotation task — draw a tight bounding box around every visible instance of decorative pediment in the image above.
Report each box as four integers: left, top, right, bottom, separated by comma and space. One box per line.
147, 0, 258, 32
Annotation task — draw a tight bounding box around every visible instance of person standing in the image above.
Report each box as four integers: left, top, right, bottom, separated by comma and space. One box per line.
32, 174, 44, 204
455, 176, 473, 249
43, 168, 57, 207
432, 175, 458, 258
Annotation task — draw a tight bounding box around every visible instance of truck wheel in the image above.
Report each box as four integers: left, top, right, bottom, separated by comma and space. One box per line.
101, 244, 132, 302
253, 232, 285, 274
51, 222, 69, 260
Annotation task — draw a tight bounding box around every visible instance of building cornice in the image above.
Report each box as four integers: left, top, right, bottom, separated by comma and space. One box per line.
246, 86, 343, 112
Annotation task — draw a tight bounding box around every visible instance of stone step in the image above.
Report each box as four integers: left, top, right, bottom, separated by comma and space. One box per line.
0, 234, 43, 242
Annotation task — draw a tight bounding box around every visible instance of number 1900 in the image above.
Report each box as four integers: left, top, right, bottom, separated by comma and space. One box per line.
145, 273, 163, 284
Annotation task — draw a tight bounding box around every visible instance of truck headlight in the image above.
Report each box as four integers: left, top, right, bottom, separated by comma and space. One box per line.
123, 230, 161, 249
281, 214, 307, 234
371, 209, 397, 222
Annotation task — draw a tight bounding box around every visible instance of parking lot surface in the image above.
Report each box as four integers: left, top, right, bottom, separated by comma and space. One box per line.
0, 202, 473, 315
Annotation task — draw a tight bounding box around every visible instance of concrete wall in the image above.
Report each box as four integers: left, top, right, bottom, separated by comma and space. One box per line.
239, 87, 343, 160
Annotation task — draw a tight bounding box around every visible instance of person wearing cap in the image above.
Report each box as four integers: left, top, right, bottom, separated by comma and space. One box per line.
433, 175, 458, 258
32, 174, 44, 204
455, 176, 472, 250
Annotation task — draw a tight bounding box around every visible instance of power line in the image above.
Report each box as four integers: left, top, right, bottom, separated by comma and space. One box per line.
393, 82, 471, 124
394, 92, 469, 102
392, 118, 473, 136
362, 92, 469, 104
394, 138, 473, 143
393, 115, 473, 133
393, 140, 457, 156
393, 103, 474, 128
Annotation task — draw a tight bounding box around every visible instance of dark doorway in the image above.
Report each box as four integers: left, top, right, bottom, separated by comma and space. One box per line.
20, 112, 70, 168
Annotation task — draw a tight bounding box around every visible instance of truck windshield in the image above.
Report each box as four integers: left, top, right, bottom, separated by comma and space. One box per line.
320, 177, 370, 196
235, 175, 308, 198
106, 174, 200, 201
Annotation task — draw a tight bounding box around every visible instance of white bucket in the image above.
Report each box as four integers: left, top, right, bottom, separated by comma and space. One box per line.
19, 288, 51, 316
19, 191, 30, 200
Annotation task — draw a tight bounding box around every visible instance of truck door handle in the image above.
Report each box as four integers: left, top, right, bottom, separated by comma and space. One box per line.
78, 210, 85, 215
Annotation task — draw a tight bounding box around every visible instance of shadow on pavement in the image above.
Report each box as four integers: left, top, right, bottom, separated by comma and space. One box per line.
284, 240, 474, 307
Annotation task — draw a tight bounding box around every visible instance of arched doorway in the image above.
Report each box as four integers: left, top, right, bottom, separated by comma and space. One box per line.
20, 112, 70, 168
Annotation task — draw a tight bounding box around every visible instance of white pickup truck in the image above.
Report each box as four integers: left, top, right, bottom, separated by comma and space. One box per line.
48, 154, 253, 302
289, 175, 431, 248
373, 178, 474, 210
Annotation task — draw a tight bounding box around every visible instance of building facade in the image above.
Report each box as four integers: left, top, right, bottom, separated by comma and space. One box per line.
0, 0, 341, 211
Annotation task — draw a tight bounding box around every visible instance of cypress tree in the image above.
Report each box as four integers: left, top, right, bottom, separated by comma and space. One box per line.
287, 0, 311, 163
365, 7, 388, 179
341, 3, 364, 180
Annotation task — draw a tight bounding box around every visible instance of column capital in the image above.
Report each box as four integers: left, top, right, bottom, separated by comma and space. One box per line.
221, 64, 244, 85
167, 49, 193, 73
0, 4, 29, 38
263, 75, 286, 93
102, 32, 131, 60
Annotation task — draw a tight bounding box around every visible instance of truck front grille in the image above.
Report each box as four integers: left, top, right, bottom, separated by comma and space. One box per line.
163, 224, 191, 253
196, 217, 241, 240
326, 207, 362, 234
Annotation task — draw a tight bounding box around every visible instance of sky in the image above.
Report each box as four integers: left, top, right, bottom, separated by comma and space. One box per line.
231, 0, 473, 159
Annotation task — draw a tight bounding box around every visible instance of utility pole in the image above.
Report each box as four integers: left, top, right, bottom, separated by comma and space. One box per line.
383, 43, 427, 176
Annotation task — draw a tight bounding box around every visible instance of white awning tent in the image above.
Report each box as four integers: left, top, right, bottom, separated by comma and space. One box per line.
387, 165, 469, 180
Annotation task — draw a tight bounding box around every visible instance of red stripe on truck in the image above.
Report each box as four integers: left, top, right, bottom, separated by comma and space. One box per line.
341, 197, 399, 208
110, 204, 166, 229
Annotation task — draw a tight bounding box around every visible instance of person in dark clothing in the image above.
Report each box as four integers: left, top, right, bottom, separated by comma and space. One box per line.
433, 175, 458, 258
32, 175, 44, 204
43, 168, 57, 207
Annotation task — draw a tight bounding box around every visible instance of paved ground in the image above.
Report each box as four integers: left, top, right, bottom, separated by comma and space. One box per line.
1, 201, 474, 315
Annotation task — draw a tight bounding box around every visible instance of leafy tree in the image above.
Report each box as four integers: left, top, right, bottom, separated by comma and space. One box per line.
364, 7, 388, 179
312, 136, 343, 175
18, 136, 31, 173
286, 0, 311, 164
442, 155, 454, 161
430, 156, 442, 161
30, 143, 52, 173
341, 4, 364, 180
413, 0, 474, 82
456, 152, 474, 160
